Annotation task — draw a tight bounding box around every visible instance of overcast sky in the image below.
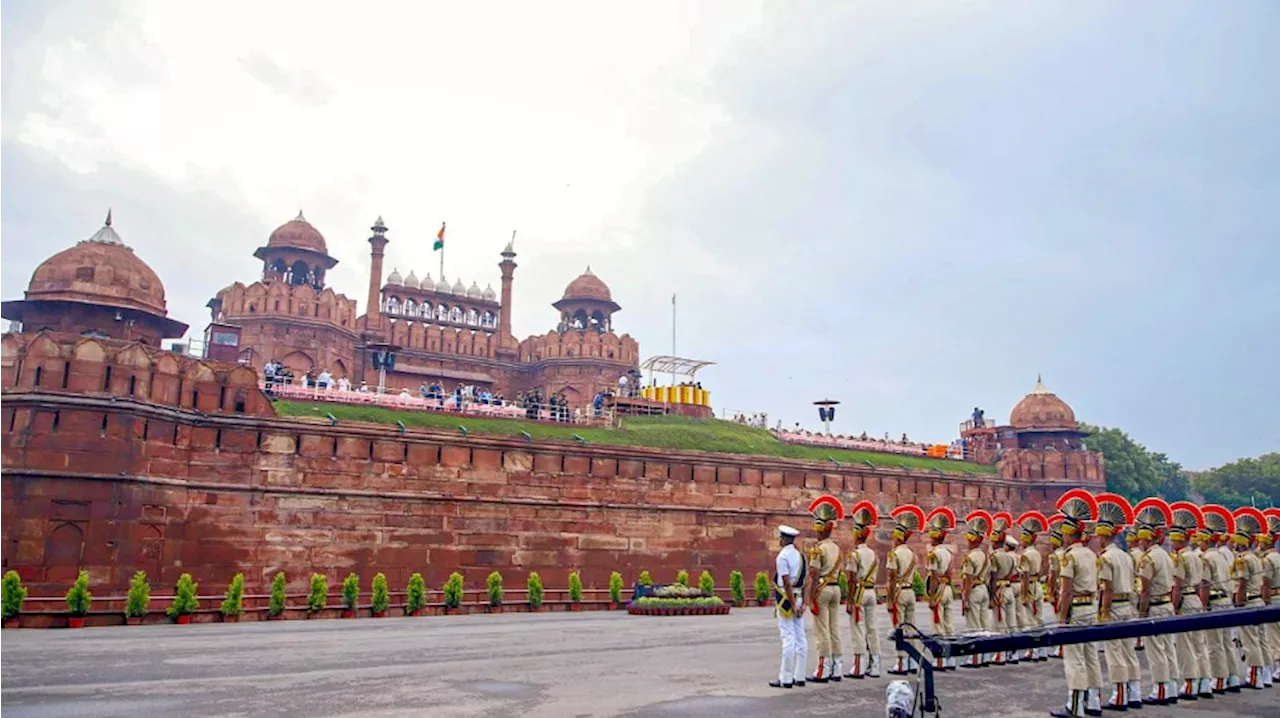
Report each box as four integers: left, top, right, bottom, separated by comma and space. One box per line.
3, 1, 1276, 469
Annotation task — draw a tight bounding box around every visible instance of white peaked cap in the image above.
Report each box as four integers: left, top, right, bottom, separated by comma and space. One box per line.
779, 525, 800, 537
1005, 535, 1019, 549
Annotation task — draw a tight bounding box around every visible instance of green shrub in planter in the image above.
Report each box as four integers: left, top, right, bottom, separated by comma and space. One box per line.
167, 573, 199, 618
527, 572, 544, 608
638, 570, 652, 586
125, 571, 150, 619
371, 573, 389, 614
406, 573, 427, 614
220, 573, 244, 617
729, 570, 745, 605
754, 571, 771, 603
568, 572, 583, 603
675, 570, 689, 587
307, 573, 328, 613
3, 570, 28, 620
838, 571, 849, 601
609, 571, 624, 603
911, 571, 926, 599
268, 572, 287, 617
66, 570, 92, 617
698, 570, 714, 595
342, 573, 360, 611
443, 572, 464, 609
486, 571, 503, 607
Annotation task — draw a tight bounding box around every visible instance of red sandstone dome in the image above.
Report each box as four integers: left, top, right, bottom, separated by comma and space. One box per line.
23, 212, 169, 316
1009, 375, 1078, 431
267, 211, 328, 254
561, 267, 613, 302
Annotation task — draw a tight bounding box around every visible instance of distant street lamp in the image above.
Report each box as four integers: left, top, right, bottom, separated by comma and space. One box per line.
814, 399, 840, 435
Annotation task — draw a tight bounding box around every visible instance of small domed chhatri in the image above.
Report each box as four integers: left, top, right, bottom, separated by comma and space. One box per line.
561, 266, 613, 302
1, 211, 188, 343
267, 210, 328, 255
386, 268, 404, 286
1009, 374, 1077, 430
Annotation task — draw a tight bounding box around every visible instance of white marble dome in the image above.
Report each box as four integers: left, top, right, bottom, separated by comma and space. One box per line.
436, 275, 452, 293
452, 278, 466, 294
386, 267, 403, 285
467, 281, 483, 299
482, 283, 497, 301
403, 270, 419, 289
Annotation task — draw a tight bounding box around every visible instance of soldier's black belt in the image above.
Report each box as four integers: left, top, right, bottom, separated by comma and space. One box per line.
1247, 594, 1262, 601
1183, 588, 1199, 595
1150, 598, 1171, 606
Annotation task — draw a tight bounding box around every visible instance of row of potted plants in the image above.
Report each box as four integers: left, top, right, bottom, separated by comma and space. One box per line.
2, 567, 782, 628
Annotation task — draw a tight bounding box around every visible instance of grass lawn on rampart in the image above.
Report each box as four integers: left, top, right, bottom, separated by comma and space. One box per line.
273, 400, 995, 475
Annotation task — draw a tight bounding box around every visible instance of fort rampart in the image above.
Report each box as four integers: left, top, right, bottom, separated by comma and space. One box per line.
2, 400, 1098, 599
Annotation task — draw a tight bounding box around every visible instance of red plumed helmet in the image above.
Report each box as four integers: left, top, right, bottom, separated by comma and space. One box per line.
1201, 504, 1235, 537
890, 504, 926, 536
1055, 488, 1100, 521
1015, 510, 1049, 535
1134, 497, 1173, 529
926, 506, 957, 533
808, 495, 845, 525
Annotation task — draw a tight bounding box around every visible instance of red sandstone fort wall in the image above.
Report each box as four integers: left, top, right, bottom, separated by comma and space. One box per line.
1, 392, 1098, 599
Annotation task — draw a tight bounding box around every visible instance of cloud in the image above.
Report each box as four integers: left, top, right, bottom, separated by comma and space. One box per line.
3, 0, 1277, 468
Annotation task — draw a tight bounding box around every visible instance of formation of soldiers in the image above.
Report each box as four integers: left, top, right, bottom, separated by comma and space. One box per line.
769, 492, 1280, 717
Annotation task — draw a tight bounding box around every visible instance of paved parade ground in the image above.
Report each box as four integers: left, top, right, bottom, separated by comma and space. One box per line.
2, 606, 1275, 717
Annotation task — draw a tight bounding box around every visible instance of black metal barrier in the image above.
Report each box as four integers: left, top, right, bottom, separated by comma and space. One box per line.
893, 604, 1280, 716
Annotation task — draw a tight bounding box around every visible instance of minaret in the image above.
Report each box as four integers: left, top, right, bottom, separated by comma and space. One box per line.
364, 216, 389, 334
497, 236, 518, 355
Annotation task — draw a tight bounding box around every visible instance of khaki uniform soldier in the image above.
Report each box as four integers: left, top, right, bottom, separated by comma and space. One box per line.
1051, 489, 1104, 718
886, 504, 925, 675
1201, 504, 1244, 692
1134, 497, 1178, 705
1170, 502, 1213, 699
988, 511, 1018, 665
1232, 507, 1271, 689
1129, 541, 1147, 655
926, 507, 958, 670
843, 500, 881, 679
1094, 492, 1142, 710
1045, 516, 1067, 659
1014, 510, 1049, 662
961, 510, 994, 669
806, 495, 846, 683
1262, 509, 1280, 683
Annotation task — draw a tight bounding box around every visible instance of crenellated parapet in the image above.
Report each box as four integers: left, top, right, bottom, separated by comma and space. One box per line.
1, 330, 274, 416
213, 280, 360, 333
518, 329, 639, 365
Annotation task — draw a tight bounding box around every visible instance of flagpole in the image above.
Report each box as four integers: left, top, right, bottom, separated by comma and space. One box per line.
671, 293, 676, 388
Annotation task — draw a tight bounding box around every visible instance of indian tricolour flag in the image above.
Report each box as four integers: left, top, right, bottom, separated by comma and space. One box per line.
433, 222, 446, 251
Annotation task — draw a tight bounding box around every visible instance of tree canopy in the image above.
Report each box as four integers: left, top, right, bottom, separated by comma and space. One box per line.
1192, 453, 1279, 508
1080, 423, 1187, 502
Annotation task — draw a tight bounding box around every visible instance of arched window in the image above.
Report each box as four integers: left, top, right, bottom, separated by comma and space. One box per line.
435, 304, 449, 322
481, 311, 497, 329
404, 299, 416, 317
449, 306, 463, 324
571, 310, 588, 330
421, 302, 433, 320
289, 260, 310, 287
386, 296, 401, 314
465, 308, 479, 326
